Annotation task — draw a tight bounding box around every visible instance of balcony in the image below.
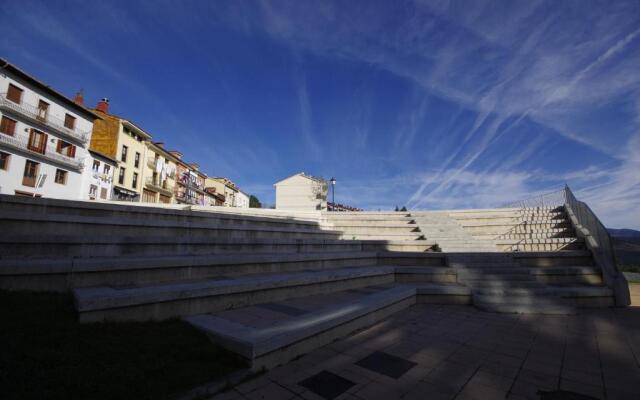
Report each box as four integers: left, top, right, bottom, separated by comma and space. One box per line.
0, 95, 90, 144
0, 132, 84, 171
145, 176, 174, 194
175, 192, 203, 205
177, 174, 206, 193
148, 157, 177, 178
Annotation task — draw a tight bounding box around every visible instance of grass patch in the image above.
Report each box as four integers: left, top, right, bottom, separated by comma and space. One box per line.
0, 290, 246, 400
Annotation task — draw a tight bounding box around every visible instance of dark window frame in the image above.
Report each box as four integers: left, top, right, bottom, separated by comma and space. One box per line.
54, 169, 67, 185
0, 116, 17, 136
6, 83, 23, 104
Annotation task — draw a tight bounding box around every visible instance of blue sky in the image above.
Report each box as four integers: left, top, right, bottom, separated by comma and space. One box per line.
1, 0, 639, 228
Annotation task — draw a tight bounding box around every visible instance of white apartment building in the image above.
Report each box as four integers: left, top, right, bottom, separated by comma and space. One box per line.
274, 172, 328, 211
0, 59, 99, 199
83, 150, 117, 201
236, 190, 250, 208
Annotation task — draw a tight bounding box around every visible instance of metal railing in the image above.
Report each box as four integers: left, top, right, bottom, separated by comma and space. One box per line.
501, 185, 630, 305
145, 176, 174, 192
501, 187, 567, 209
0, 95, 90, 144
0, 132, 84, 171
563, 185, 630, 305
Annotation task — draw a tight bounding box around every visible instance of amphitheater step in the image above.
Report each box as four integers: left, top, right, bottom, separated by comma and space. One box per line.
0, 235, 439, 258
339, 233, 426, 241
0, 251, 382, 291
0, 210, 341, 240
185, 283, 471, 369
472, 285, 613, 314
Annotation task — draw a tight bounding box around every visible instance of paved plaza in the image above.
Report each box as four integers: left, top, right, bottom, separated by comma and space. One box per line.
213, 303, 640, 400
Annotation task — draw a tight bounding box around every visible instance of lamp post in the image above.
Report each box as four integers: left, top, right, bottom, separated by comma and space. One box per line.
330, 177, 336, 211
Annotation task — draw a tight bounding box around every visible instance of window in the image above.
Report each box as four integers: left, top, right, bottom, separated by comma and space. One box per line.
92, 160, 100, 171
56, 140, 76, 158
64, 114, 76, 130
121, 145, 128, 162
100, 187, 108, 199
54, 169, 67, 185
37, 100, 49, 121
103, 164, 110, 175
0, 152, 9, 170
0, 116, 17, 136
132, 172, 138, 189
22, 160, 39, 187
134, 152, 140, 168
6, 83, 23, 104
27, 129, 47, 154
118, 167, 125, 184
89, 184, 98, 198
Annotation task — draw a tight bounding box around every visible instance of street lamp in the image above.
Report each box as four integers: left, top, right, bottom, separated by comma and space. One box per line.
330, 177, 336, 211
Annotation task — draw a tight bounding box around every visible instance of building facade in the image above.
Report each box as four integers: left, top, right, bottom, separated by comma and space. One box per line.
236, 190, 250, 208
89, 100, 152, 202
140, 142, 177, 204
0, 60, 99, 199
207, 177, 239, 207
173, 153, 207, 205
274, 172, 328, 211
82, 150, 116, 201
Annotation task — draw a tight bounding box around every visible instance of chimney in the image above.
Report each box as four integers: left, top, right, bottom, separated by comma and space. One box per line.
189, 163, 200, 171
169, 150, 182, 160
74, 90, 84, 106
155, 142, 164, 149
96, 98, 109, 113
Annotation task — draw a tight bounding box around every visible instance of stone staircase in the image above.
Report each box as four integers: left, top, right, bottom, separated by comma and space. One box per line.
0, 195, 618, 370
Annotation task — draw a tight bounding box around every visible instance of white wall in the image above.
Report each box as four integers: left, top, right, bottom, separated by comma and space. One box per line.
236, 191, 250, 208
0, 71, 94, 199
81, 155, 115, 201
275, 174, 327, 211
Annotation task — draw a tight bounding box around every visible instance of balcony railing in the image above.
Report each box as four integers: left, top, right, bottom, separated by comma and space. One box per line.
175, 192, 204, 205
145, 176, 175, 193
0, 132, 84, 171
0, 95, 90, 144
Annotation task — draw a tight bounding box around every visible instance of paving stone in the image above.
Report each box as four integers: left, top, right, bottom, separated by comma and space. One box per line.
559, 378, 604, 399
402, 381, 456, 400
355, 351, 417, 379
467, 370, 514, 392
423, 360, 477, 393
298, 370, 356, 400
516, 369, 558, 390
245, 382, 298, 400
457, 381, 508, 400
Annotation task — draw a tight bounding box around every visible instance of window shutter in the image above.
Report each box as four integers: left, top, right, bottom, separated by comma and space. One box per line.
70, 144, 76, 158
41, 134, 48, 153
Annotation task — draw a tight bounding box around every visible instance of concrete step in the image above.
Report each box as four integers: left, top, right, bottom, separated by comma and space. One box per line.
377, 251, 447, 266
0, 210, 340, 240
339, 233, 426, 241
496, 238, 584, 251
0, 251, 380, 291
475, 232, 576, 240
325, 222, 418, 228
74, 266, 398, 322
460, 220, 571, 229
330, 225, 422, 234
0, 235, 440, 258
0, 196, 323, 228
185, 283, 471, 369
72, 265, 467, 323
472, 285, 613, 314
